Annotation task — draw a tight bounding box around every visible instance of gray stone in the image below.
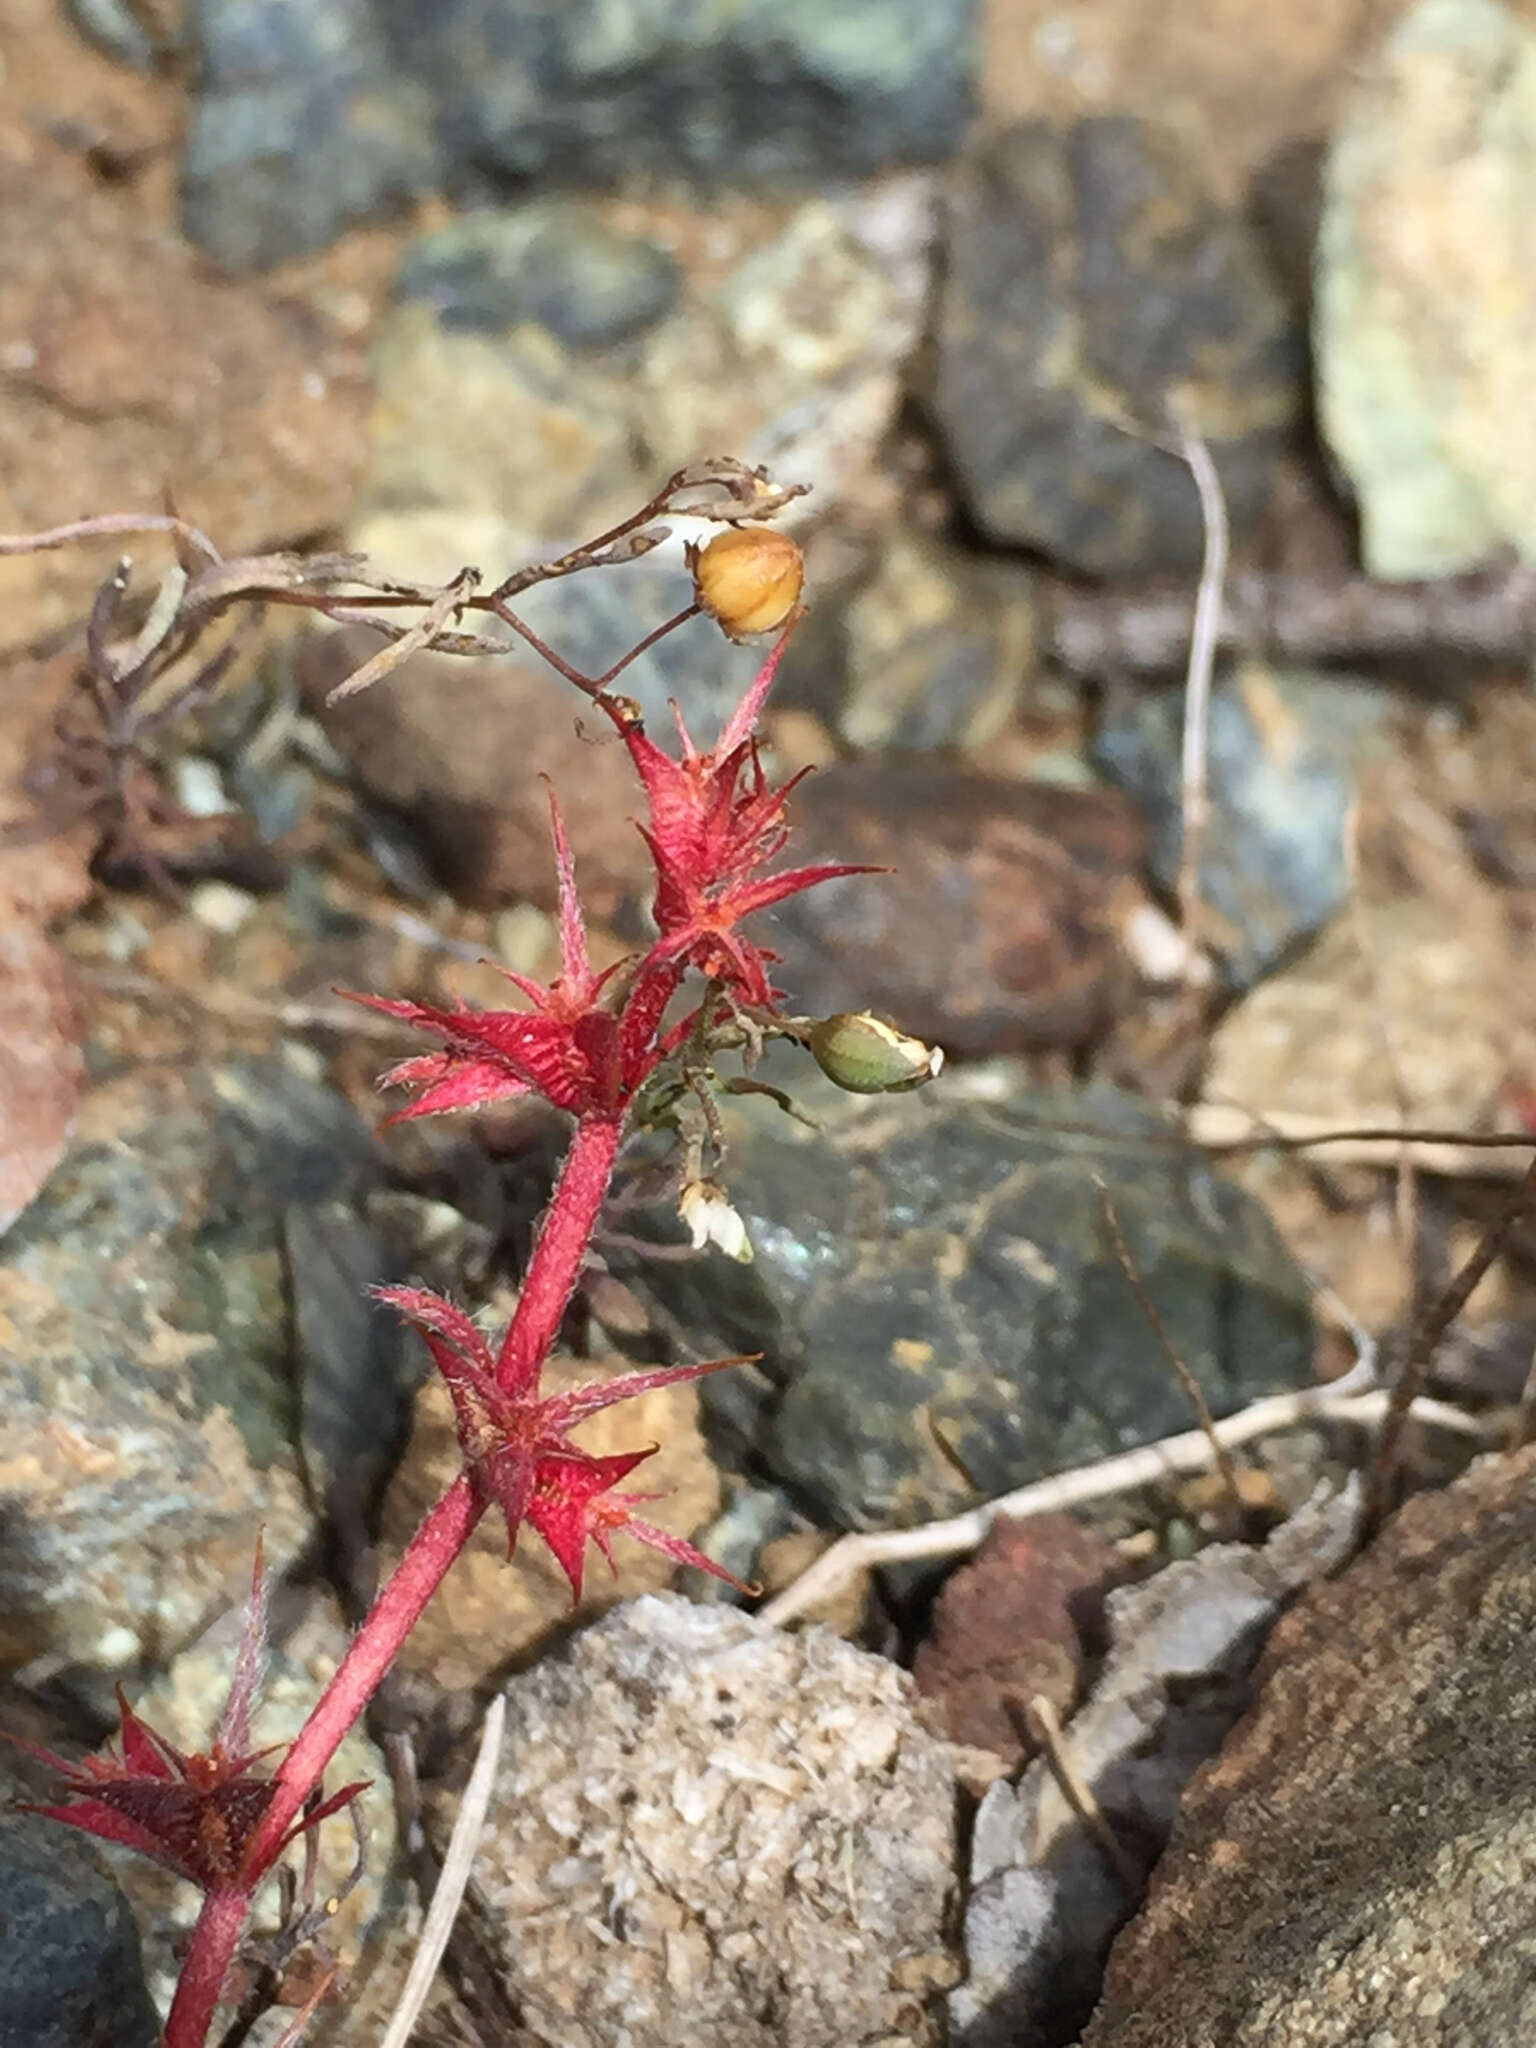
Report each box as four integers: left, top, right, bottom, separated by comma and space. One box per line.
1093, 663, 1393, 990
776, 527, 1037, 753
64, 0, 172, 69
1315, 0, 1536, 579
932, 117, 1304, 576
182, 0, 979, 269
607, 1071, 1314, 1531
1080, 1444, 1536, 2048
391, 0, 978, 190
182, 0, 438, 271
951, 1486, 1361, 2048
446, 1595, 959, 2048
0, 1811, 159, 2048
0, 1053, 380, 1676
397, 203, 681, 347
358, 186, 930, 547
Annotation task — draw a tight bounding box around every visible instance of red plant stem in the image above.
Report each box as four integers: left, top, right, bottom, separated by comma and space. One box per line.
163, 1477, 483, 2048
166, 1111, 627, 2048
161, 1883, 255, 2048
496, 1111, 624, 1390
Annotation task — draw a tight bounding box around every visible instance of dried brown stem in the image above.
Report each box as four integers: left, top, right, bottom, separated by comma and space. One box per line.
1343, 801, 1421, 1316
325, 567, 482, 703
488, 596, 700, 700
1095, 1177, 1246, 1521
1021, 1695, 1142, 1893
0, 511, 221, 564
1048, 559, 1536, 679
1364, 1152, 1536, 1528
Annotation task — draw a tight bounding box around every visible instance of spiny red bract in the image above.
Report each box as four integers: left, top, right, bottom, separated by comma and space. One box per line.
346, 631, 872, 1116
345, 793, 679, 1123
10, 1550, 363, 1890
379, 1285, 752, 1598
608, 632, 874, 1005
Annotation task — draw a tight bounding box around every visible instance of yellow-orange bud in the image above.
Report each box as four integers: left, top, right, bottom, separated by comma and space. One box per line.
688, 525, 804, 642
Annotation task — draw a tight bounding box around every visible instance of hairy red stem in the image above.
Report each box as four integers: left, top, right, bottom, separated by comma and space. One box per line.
161, 1883, 256, 2048
496, 1113, 624, 1390
165, 1476, 484, 2047
166, 1112, 626, 2046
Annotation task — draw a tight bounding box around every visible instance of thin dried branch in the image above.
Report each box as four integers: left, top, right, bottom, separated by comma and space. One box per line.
1021, 1695, 1141, 1893
1363, 1152, 1536, 1528
1343, 801, 1421, 1314
759, 1381, 1492, 1628
1048, 559, 1536, 680
1186, 1106, 1535, 1176
378, 1695, 506, 2048
1169, 400, 1228, 980
1095, 1177, 1246, 1521
0, 511, 221, 564
326, 567, 482, 704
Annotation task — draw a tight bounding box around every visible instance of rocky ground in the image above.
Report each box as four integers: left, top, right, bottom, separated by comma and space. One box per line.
4, 0, 1536, 2043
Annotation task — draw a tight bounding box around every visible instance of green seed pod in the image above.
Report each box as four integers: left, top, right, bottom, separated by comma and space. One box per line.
808, 1013, 944, 1095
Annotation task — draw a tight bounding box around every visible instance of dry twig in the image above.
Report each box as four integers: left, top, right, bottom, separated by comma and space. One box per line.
760, 1381, 1489, 1628
1364, 1154, 1536, 1528
1343, 801, 1421, 1313
1094, 1176, 1246, 1521
1021, 1696, 1142, 1893
378, 1694, 506, 2048
1169, 400, 1228, 983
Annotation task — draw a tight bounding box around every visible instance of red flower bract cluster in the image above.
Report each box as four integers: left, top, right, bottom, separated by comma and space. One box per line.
611, 632, 871, 1006
7, 1549, 362, 1893
346, 796, 681, 1124
378, 1286, 750, 1598
346, 629, 871, 1125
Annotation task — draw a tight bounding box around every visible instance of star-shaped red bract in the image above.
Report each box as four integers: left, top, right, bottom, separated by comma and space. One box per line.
345, 794, 680, 1124
6, 1549, 363, 1891
379, 1285, 751, 1599
609, 631, 875, 1005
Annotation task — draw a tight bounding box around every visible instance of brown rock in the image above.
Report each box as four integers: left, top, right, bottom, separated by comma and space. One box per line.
761, 761, 1145, 1058
913, 1512, 1122, 1764
300, 625, 654, 915
0, 156, 370, 651
379, 1349, 724, 1691
980, 0, 1403, 206
1081, 1444, 1536, 2048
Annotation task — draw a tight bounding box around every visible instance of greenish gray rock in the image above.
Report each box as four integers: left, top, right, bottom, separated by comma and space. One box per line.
1080, 1443, 1536, 2048
608, 1073, 1314, 1531
182, 0, 437, 271
182, 0, 978, 269
932, 117, 1304, 577
0, 1054, 381, 1675
397, 204, 681, 347
1315, 0, 1536, 579
776, 527, 1037, 754
358, 188, 929, 546
0, 1811, 159, 2048
1093, 663, 1393, 990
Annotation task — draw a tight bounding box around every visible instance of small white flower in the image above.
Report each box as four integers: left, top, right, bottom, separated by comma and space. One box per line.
679, 1180, 753, 1263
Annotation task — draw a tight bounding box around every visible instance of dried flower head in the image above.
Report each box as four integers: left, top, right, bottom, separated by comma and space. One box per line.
688, 525, 804, 641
